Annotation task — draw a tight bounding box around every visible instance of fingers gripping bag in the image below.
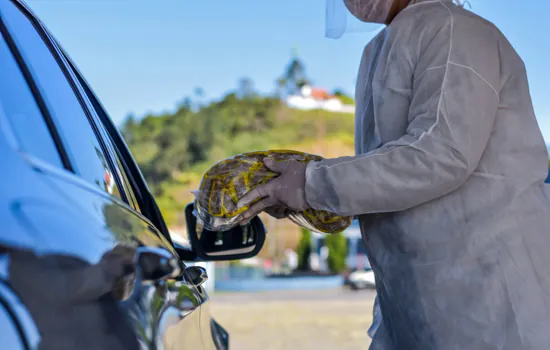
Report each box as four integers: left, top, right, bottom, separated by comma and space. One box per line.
193, 150, 353, 234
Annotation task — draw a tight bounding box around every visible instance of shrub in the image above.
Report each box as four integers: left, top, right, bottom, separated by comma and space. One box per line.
325, 233, 348, 274
296, 227, 312, 271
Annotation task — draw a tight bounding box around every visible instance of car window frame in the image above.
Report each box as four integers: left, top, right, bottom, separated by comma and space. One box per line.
54, 53, 142, 213
11, 0, 182, 253
0, 13, 70, 171
56, 45, 175, 245
5, 0, 133, 205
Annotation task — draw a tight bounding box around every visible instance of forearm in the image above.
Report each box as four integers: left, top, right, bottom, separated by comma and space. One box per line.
305, 137, 469, 216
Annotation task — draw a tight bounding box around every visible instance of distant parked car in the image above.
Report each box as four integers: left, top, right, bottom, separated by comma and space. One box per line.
345, 269, 376, 290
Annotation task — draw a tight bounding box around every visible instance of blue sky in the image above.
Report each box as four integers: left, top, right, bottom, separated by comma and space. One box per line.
27, 0, 550, 141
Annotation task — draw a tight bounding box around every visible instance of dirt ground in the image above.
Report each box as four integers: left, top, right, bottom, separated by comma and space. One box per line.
210, 288, 376, 350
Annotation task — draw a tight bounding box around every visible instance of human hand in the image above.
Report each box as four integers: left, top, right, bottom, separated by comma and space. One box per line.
264, 205, 290, 219
238, 158, 308, 225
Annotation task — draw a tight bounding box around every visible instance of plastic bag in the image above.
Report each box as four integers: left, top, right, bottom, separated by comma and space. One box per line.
193, 150, 353, 233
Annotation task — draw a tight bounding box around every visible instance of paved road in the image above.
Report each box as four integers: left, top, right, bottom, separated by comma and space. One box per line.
212, 287, 376, 302
210, 288, 376, 350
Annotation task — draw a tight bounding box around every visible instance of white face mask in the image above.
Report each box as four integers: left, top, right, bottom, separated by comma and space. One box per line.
343, 0, 394, 24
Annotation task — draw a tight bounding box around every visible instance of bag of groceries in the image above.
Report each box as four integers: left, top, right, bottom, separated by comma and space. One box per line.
193, 150, 352, 234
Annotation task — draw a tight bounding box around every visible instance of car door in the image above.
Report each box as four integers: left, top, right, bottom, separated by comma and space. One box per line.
64, 47, 227, 350
0, 1, 205, 348
68, 46, 222, 350
67, 57, 213, 350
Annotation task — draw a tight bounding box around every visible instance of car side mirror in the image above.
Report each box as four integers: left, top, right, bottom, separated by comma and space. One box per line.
183, 203, 266, 261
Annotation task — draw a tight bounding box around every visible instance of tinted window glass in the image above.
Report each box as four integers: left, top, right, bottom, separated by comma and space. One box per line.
68, 63, 143, 213
0, 302, 25, 350
2, 1, 121, 196
112, 145, 142, 213
0, 32, 62, 167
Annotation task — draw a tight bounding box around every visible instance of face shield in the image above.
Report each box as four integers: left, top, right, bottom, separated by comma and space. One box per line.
325, 0, 385, 39
325, 0, 471, 39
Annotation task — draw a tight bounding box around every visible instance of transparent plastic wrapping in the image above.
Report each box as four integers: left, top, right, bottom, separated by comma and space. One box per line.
194, 150, 353, 234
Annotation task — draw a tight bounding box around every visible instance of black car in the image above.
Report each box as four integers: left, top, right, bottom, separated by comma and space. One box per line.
0, 1, 266, 349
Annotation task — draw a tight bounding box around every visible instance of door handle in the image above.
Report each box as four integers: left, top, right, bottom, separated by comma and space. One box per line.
186, 266, 208, 287
135, 247, 181, 282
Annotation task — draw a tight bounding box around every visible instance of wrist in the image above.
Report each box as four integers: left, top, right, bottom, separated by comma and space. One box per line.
303, 161, 317, 208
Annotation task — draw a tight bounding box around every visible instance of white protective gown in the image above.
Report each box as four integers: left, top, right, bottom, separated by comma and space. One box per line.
305, 0, 550, 349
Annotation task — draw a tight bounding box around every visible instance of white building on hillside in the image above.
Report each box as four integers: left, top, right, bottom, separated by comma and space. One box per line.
286, 85, 355, 114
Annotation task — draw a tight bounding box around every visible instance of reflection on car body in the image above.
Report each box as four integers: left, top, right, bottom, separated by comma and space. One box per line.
0, 1, 266, 349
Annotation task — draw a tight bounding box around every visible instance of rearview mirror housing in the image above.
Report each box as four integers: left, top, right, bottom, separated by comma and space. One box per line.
183, 203, 266, 261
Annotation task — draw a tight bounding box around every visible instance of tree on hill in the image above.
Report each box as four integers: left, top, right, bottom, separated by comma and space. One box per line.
277, 51, 310, 97
237, 77, 256, 99
119, 58, 355, 226
332, 89, 355, 105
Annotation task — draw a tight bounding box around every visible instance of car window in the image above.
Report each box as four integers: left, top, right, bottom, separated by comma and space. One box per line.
65, 60, 143, 214
115, 145, 142, 213
107, 136, 142, 213
0, 302, 25, 350
1, 1, 122, 198
0, 31, 62, 168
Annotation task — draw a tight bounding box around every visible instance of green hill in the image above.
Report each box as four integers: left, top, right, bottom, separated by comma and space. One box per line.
121, 94, 355, 227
